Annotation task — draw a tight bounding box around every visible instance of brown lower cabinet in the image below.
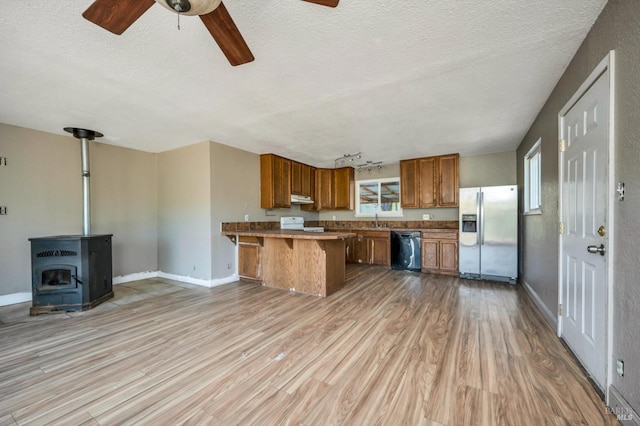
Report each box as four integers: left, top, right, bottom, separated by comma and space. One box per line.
346, 231, 390, 267
238, 236, 262, 281
421, 230, 458, 276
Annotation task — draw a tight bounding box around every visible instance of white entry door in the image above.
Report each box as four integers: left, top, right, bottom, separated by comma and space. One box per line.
560, 68, 610, 390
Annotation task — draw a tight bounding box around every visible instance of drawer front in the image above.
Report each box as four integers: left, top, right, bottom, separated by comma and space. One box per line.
422, 230, 458, 240
359, 230, 390, 240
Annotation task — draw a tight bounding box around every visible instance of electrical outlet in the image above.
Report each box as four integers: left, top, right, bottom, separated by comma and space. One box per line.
0, 157, 6, 166
617, 359, 624, 377
422, 214, 430, 220
192, 264, 196, 271
227, 263, 232, 270
0, 206, 6, 215
244, 214, 249, 222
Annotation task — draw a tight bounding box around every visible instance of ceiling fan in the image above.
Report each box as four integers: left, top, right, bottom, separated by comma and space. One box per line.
82, 0, 339, 66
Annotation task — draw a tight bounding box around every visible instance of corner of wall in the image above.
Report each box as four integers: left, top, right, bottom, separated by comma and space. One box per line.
521, 278, 558, 330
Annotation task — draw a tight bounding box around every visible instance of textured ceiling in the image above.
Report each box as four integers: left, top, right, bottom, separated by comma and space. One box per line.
0, 0, 607, 167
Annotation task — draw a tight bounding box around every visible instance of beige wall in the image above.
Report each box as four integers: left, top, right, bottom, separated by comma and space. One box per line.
91, 142, 158, 278
459, 151, 516, 188
319, 151, 516, 221
0, 123, 158, 296
516, 0, 640, 412
158, 141, 212, 280
210, 143, 259, 279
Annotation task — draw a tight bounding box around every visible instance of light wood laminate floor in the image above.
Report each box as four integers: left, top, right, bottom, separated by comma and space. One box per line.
0, 266, 617, 425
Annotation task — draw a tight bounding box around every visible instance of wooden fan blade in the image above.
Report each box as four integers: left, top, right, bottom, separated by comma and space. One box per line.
200, 2, 254, 66
301, 0, 339, 7
82, 0, 155, 35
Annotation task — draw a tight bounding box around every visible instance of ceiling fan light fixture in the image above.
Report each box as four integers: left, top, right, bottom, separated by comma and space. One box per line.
155, 0, 221, 16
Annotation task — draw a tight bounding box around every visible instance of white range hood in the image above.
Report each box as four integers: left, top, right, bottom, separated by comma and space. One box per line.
290, 194, 314, 204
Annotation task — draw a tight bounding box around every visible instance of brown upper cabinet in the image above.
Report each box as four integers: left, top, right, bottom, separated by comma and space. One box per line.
400, 153, 459, 208
437, 154, 459, 206
260, 153, 354, 211
333, 167, 355, 210
291, 161, 314, 197
314, 168, 334, 210
260, 154, 291, 209
310, 167, 354, 211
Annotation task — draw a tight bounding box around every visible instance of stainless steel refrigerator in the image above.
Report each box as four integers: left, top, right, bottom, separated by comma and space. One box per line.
459, 185, 518, 284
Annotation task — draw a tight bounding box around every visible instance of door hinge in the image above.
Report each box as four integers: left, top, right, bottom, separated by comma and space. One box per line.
559, 139, 566, 152
559, 304, 563, 316
559, 222, 564, 234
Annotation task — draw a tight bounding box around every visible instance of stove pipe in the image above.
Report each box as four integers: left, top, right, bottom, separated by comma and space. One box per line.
63, 127, 104, 236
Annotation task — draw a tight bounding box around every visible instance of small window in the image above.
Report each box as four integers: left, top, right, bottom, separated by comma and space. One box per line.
355, 178, 403, 217
524, 138, 542, 214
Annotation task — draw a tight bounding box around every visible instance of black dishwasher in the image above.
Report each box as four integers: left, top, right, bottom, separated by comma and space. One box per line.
390, 231, 421, 272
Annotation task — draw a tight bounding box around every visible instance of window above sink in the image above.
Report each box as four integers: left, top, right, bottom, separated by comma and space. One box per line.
355, 177, 403, 217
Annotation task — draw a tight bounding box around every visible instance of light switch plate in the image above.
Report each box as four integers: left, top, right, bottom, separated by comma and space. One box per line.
0, 206, 7, 215
423, 214, 431, 220
0, 157, 6, 166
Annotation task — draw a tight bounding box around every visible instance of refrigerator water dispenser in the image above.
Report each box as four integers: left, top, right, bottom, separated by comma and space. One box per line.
461, 214, 477, 233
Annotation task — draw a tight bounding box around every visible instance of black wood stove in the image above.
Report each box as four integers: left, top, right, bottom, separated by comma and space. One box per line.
29, 235, 113, 315
29, 127, 114, 315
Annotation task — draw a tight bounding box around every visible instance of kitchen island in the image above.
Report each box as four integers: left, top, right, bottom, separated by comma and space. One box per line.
222, 230, 356, 297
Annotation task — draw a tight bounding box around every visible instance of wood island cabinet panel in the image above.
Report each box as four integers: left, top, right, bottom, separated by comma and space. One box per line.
238, 236, 262, 281
333, 167, 354, 210
260, 154, 291, 209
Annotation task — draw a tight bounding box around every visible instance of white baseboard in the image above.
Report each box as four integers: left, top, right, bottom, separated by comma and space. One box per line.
0, 272, 240, 307
521, 278, 558, 329
0, 292, 32, 307
609, 385, 640, 425
113, 271, 159, 285
157, 272, 239, 288
209, 274, 240, 288
114, 270, 239, 288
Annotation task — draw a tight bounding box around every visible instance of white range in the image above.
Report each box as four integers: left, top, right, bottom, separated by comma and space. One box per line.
280, 217, 324, 233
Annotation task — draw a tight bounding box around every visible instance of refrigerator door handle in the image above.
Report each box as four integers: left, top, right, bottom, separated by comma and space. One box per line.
475, 192, 481, 245
479, 191, 485, 245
